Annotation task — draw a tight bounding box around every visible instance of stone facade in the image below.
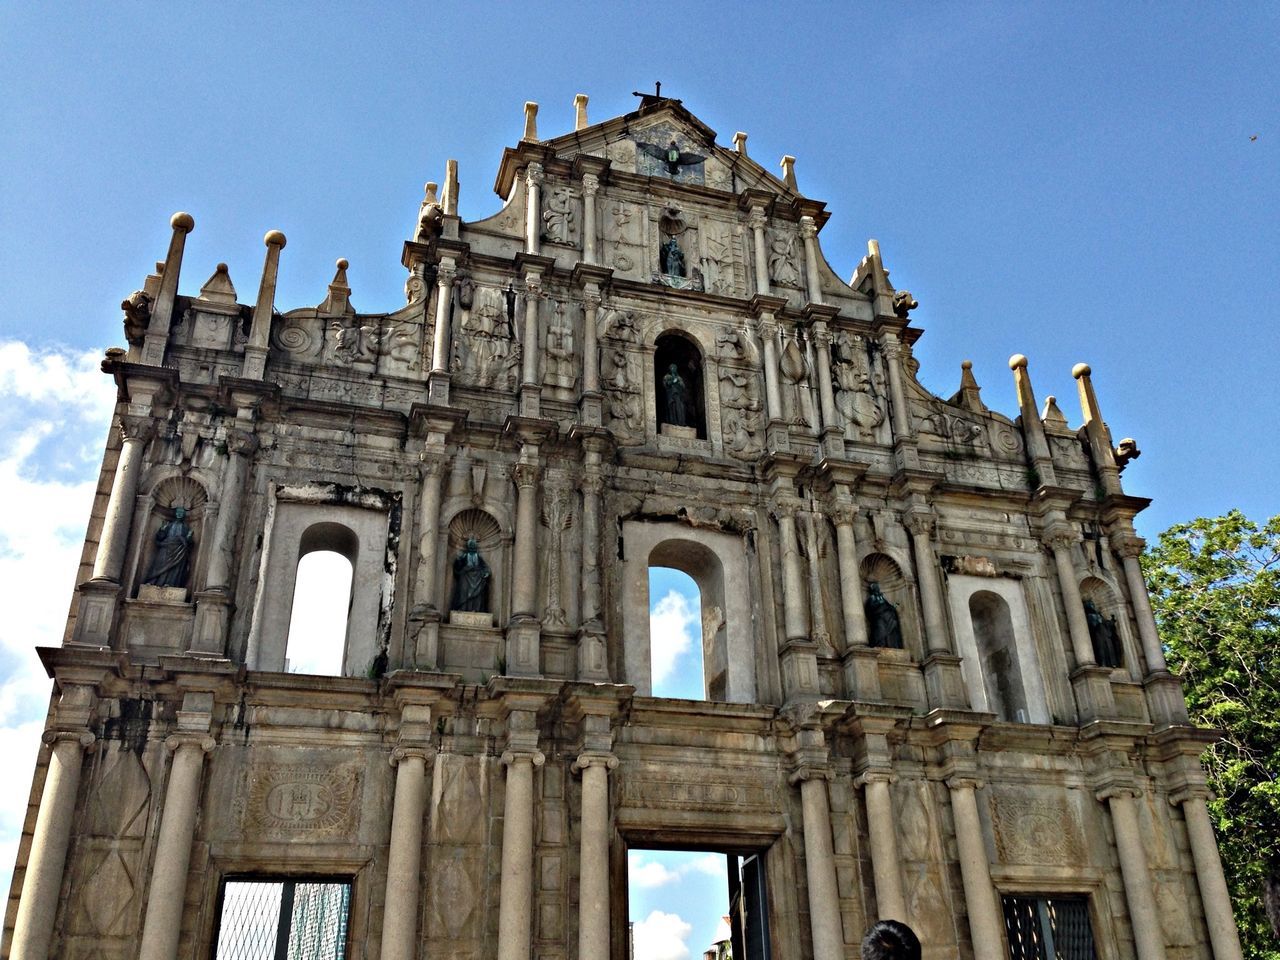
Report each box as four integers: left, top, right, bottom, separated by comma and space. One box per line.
2, 92, 1243, 960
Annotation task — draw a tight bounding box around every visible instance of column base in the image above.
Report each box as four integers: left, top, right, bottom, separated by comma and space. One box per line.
578, 392, 603, 428
765, 420, 791, 453
892, 441, 920, 472
1070, 664, 1117, 723
842, 645, 883, 701
780, 638, 822, 702
189, 590, 232, 656
72, 578, 121, 648
427, 370, 452, 405
576, 624, 609, 682
819, 426, 844, 460
1143, 670, 1189, 724
922, 651, 968, 709
409, 606, 442, 670
518, 384, 541, 418
505, 616, 542, 677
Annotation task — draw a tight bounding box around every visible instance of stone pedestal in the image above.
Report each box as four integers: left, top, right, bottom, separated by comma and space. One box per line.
1071, 664, 1118, 723
922, 652, 968, 709
71, 579, 120, 648
842, 646, 882, 701
505, 617, 542, 677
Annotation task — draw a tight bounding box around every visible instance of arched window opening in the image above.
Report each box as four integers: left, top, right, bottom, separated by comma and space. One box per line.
284, 523, 358, 676
648, 567, 708, 700
654, 332, 706, 439
969, 590, 1028, 722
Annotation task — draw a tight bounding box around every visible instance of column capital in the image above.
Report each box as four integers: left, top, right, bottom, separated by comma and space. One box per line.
747, 207, 768, 231
227, 428, 258, 457
525, 161, 545, 186
419, 452, 447, 478
945, 774, 985, 792
852, 769, 896, 789
512, 461, 542, 490
41, 728, 96, 750
798, 216, 818, 240
572, 751, 618, 774
1169, 784, 1213, 806
502, 748, 546, 768
771, 498, 802, 522
119, 414, 156, 443
879, 331, 903, 358
1110, 532, 1146, 559
580, 172, 600, 196
789, 764, 833, 786
164, 733, 216, 754
390, 744, 436, 767
829, 502, 857, 528
1043, 523, 1080, 552
523, 274, 544, 298
1095, 782, 1142, 803
582, 287, 602, 309
903, 510, 935, 538
436, 260, 458, 287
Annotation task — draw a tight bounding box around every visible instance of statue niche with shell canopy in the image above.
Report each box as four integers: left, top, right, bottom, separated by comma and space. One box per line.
446, 508, 503, 623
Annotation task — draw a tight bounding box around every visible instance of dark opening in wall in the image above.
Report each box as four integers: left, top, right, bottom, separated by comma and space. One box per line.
654, 332, 706, 439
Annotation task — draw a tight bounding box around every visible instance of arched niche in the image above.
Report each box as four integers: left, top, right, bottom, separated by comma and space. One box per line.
444, 508, 504, 625
246, 488, 398, 677
1080, 576, 1135, 675
653, 331, 707, 439
133, 475, 209, 600
946, 574, 1050, 723
621, 520, 755, 702
858, 553, 922, 658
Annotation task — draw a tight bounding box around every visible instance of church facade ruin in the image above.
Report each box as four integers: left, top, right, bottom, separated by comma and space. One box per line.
3, 92, 1243, 960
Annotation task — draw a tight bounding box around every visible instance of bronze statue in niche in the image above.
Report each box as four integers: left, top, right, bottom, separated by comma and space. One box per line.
865, 581, 904, 649
142, 507, 194, 588
1084, 599, 1123, 667
662, 364, 693, 427
450, 537, 491, 612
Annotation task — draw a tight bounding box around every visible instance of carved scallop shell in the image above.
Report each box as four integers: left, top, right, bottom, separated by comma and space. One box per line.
151, 476, 208, 513
448, 508, 502, 552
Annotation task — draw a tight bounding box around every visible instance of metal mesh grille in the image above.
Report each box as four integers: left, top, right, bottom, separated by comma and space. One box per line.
216, 880, 350, 960
1001, 895, 1096, 960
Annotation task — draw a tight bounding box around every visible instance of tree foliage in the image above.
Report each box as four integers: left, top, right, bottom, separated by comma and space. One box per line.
1143, 510, 1280, 957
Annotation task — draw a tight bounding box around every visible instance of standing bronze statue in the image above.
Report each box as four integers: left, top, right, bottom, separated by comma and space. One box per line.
450, 537, 491, 613
660, 236, 686, 277
142, 507, 194, 588
662, 364, 692, 427
1083, 599, 1123, 667
864, 581, 904, 649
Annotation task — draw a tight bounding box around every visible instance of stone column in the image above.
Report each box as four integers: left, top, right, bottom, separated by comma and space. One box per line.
92, 414, 155, 585
856, 771, 906, 921
411, 455, 446, 668
802, 510, 831, 652
879, 332, 913, 442
831, 503, 868, 648
1113, 533, 1169, 673
241, 230, 287, 379
904, 512, 948, 654
1171, 786, 1243, 960
430, 257, 457, 374
511, 461, 541, 619
799, 216, 823, 305
524, 163, 544, 255
137, 733, 216, 960
1100, 786, 1168, 960
947, 776, 1004, 960
757, 314, 785, 424
1045, 527, 1097, 668
520, 274, 543, 389
581, 288, 601, 396
775, 502, 808, 642
380, 747, 433, 960
580, 469, 603, 627
10, 730, 94, 960
574, 751, 618, 960
749, 207, 770, 295
581, 173, 600, 265
811, 321, 837, 432
142, 213, 195, 366
497, 744, 544, 960
791, 748, 844, 960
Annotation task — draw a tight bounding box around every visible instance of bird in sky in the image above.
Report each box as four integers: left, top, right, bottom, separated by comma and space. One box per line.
1250, 134, 1259, 142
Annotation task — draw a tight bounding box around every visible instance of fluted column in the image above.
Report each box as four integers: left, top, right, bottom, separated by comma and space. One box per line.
137, 733, 216, 960
831, 503, 868, 648
91, 414, 155, 584
811, 322, 837, 432
1171, 786, 1243, 960
202, 428, 256, 592
413, 453, 446, 607
775, 502, 808, 642
520, 275, 543, 388
1100, 786, 1168, 960
241, 230, 286, 379
879, 332, 912, 442
749, 207, 769, 294
580, 470, 603, 626
581, 288, 601, 395
856, 771, 906, 921
757, 314, 785, 424
799, 216, 823, 305
380, 747, 433, 960
574, 751, 618, 960
511, 461, 541, 619
524, 163, 544, 255
904, 512, 948, 654
1045, 526, 1097, 669
430, 258, 457, 374
1112, 533, 1169, 673
790, 729, 844, 960
947, 776, 1004, 960
10, 730, 94, 960
581, 173, 600, 265
497, 742, 545, 960
802, 510, 831, 651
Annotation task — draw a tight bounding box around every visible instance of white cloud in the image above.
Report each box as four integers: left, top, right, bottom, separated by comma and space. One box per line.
629, 857, 681, 889
648, 589, 697, 686
0, 340, 115, 894
632, 909, 693, 960
690, 853, 726, 877
629, 851, 726, 889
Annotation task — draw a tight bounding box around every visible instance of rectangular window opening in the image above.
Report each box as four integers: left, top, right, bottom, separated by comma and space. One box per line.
215, 878, 352, 960
627, 847, 770, 960
1001, 894, 1097, 960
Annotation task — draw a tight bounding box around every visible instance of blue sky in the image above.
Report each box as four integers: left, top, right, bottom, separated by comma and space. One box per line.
0, 5, 1275, 958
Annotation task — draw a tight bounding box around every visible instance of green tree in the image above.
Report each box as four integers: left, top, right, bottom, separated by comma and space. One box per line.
1143, 510, 1280, 957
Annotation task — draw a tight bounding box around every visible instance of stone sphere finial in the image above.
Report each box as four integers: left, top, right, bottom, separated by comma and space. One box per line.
1009, 354, 1028, 370
336, 258, 350, 270
1072, 362, 1092, 379
961, 360, 973, 370
171, 211, 195, 232
264, 230, 286, 248
215, 262, 229, 272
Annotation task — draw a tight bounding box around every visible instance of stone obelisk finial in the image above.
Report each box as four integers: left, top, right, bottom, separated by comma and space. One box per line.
1008, 354, 1056, 486
141, 212, 195, 365
242, 230, 287, 379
